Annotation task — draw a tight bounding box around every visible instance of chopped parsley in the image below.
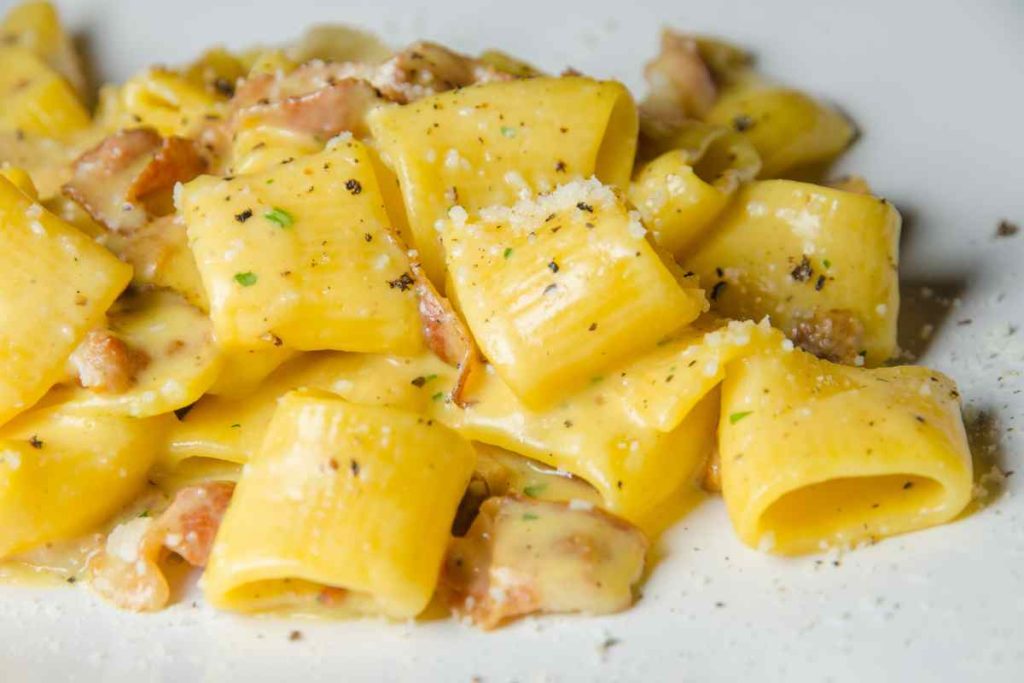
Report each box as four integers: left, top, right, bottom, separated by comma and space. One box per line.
522, 512, 540, 521
264, 207, 294, 228
523, 483, 547, 498
234, 271, 258, 287
431, 391, 445, 401
503, 247, 514, 259
732, 114, 755, 132
729, 411, 753, 424
500, 126, 517, 138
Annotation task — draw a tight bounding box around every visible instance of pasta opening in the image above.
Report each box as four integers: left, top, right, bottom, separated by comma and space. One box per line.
692, 131, 759, 191
222, 578, 377, 616
757, 474, 945, 554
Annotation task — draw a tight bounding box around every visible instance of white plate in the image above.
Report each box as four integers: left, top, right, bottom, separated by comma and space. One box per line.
2, 0, 1023, 680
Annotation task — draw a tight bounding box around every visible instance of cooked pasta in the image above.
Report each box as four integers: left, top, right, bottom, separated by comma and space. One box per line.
0, 1, 976, 628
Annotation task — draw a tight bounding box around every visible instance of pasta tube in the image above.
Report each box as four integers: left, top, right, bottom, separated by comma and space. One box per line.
445, 178, 706, 408
180, 138, 423, 354
203, 391, 476, 618
683, 179, 900, 365
719, 348, 973, 554
0, 176, 132, 427
0, 403, 164, 557
369, 76, 638, 282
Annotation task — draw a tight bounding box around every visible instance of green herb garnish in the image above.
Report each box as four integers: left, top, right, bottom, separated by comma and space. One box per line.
729, 411, 753, 424
234, 271, 258, 287
264, 207, 294, 228
523, 483, 547, 498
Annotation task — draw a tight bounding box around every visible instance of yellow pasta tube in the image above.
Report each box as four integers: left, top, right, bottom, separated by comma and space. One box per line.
705, 83, 854, 178
0, 403, 165, 557
614, 316, 785, 432
719, 348, 973, 555
0, 46, 90, 140
683, 179, 900, 365
368, 76, 638, 283
180, 138, 423, 354
206, 347, 299, 399
0, 166, 38, 198
202, 391, 476, 618
0, 176, 132, 427
629, 121, 760, 258
96, 68, 226, 138
435, 365, 718, 529
160, 351, 452, 470
445, 178, 706, 408
1, 1, 86, 96
228, 126, 324, 176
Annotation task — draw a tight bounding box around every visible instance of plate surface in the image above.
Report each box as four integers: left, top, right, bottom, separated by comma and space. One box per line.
1, 0, 1023, 680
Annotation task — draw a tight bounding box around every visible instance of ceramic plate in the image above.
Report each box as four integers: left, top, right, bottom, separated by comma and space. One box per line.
1, 0, 1022, 680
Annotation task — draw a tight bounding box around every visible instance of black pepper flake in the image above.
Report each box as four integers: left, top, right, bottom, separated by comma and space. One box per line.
350, 459, 360, 476
710, 281, 727, 301
732, 114, 755, 132
548, 260, 560, 273
543, 283, 558, 295
791, 256, 813, 282
28, 435, 43, 449
903, 481, 914, 490
588, 322, 598, 331
555, 160, 567, 172
345, 179, 362, 195
234, 208, 253, 223
174, 404, 195, 421
576, 202, 594, 213
388, 272, 415, 291
411, 376, 427, 387
914, 415, 926, 423
957, 318, 973, 326
815, 274, 827, 291
364, 233, 373, 242
996, 220, 1019, 238
213, 77, 235, 97
289, 630, 303, 642
66, 576, 77, 584
564, 420, 574, 428
715, 267, 724, 278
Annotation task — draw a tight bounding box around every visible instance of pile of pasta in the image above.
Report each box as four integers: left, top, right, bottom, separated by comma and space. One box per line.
0, 2, 972, 627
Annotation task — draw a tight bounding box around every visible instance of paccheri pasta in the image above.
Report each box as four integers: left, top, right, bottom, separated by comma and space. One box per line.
0, 1, 975, 629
